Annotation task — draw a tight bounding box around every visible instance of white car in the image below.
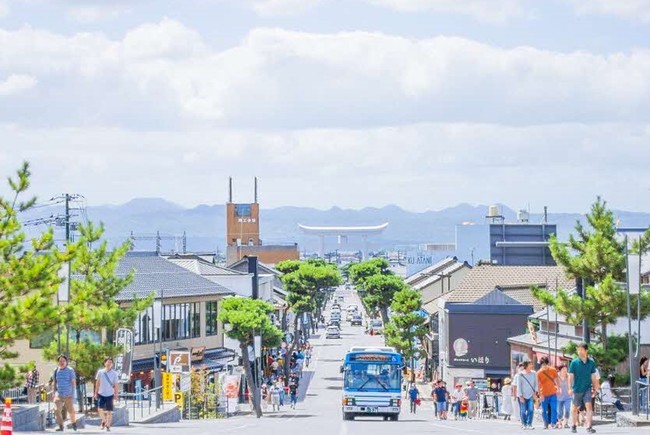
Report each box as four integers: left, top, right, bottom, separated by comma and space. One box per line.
346, 304, 359, 312
325, 326, 341, 339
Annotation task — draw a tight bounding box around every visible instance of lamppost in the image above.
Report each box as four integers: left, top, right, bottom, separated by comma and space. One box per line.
618, 227, 646, 416
254, 333, 262, 418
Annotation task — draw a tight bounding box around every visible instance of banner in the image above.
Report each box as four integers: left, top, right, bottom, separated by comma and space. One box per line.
162, 372, 173, 401
114, 328, 134, 383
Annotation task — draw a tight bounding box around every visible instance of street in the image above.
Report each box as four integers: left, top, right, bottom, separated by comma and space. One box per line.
31, 287, 643, 434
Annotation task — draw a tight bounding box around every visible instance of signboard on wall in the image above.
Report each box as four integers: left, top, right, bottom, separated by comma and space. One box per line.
114, 328, 134, 383
448, 313, 530, 369
168, 350, 191, 374
162, 372, 173, 401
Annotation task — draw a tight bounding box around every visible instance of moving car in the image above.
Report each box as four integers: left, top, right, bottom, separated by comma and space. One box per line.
369, 319, 384, 334
350, 314, 363, 326
346, 304, 359, 313
326, 326, 341, 339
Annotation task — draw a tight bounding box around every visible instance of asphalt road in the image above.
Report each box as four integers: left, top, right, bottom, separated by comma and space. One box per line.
38, 287, 645, 434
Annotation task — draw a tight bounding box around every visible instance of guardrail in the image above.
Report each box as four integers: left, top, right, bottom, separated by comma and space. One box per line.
118, 386, 166, 421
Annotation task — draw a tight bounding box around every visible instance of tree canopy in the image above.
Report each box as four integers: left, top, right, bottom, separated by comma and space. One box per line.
0, 163, 72, 390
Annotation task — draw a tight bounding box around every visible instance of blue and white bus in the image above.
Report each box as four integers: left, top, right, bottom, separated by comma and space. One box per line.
341, 346, 402, 421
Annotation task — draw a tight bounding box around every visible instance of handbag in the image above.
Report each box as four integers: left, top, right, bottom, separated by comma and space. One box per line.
520, 373, 540, 406
416, 398, 421, 406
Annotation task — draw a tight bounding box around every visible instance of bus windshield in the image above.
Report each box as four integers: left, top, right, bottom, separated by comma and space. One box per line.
344, 363, 401, 391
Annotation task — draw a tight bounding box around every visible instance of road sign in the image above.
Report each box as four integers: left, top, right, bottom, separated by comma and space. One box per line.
162, 372, 173, 401
168, 350, 191, 374
114, 328, 134, 383
174, 392, 184, 409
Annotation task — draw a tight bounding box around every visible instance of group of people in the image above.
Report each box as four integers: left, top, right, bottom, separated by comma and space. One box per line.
502, 343, 605, 433
265, 342, 312, 383
259, 374, 300, 411
47, 354, 118, 432
407, 379, 480, 420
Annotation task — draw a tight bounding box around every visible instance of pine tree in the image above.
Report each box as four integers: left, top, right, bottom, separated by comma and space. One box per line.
43, 222, 154, 389
533, 197, 650, 349
0, 163, 71, 390
218, 297, 282, 418
384, 287, 427, 383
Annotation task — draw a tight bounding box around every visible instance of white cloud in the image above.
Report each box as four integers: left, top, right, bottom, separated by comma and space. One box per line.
1, 20, 649, 131
66, 5, 131, 23
0, 0, 8, 18
366, 0, 525, 23
1, 122, 649, 212
570, 0, 650, 22
0, 74, 37, 95
250, 0, 322, 16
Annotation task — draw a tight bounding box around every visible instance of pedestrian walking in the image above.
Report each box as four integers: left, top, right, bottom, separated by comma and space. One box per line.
407, 384, 419, 413
289, 380, 298, 409
537, 356, 559, 429
464, 380, 479, 419
568, 343, 599, 434
557, 365, 572, 428
511, 363, 524, 422
94, 357, 119, 432
25, 366, 40, 404
516, 360, 538, 430
501, 377, 513, 420
434, 381, 449, 420
270, 383, 281, 412
450, 383, 464, 419
52, 354, 77, 432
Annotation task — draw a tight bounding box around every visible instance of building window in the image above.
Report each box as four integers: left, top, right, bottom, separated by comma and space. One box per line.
206, 301, 218, 336
161, 302, 201, 341
30, 330, 55, 349
134, 305, 155, 345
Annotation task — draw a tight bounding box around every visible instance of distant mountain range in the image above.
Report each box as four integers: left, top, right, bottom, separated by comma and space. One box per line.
20, 198, 650, 256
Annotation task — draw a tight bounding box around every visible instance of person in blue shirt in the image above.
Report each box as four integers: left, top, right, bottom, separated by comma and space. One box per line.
408, 384, 420, 413
53, 355, 77, 432
434, 381, 449, 420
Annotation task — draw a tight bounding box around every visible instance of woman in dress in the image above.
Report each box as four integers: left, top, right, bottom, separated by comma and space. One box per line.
501, 377, 513, 420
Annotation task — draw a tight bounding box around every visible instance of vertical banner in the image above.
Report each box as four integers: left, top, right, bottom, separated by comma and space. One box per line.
162, 372, 173, 401
114, 328, 134, 383
222, 372, 241, 413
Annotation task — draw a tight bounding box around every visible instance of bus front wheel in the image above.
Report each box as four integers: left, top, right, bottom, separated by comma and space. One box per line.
390, 415, 399, 421
343, 412, 354, 421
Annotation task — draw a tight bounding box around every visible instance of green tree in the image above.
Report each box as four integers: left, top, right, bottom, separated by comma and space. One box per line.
363, 274, 408, 325
384, 288, 427, 383
533, 197, 650, 349
275, 260, 302, 275
563, 335, 630, 376
43, 223, 153, 398
348, 258, 393, 290
219, 297, 282, 418
0, 163, 71, 390
282, 261, 342, 381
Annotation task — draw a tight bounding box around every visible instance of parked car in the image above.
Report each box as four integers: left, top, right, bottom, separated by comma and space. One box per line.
325, 326, 341, 339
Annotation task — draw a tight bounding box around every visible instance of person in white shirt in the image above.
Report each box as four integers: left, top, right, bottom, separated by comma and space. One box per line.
450, 383, 465, 419
600, 375, 624, 411
501, 377, 514, 420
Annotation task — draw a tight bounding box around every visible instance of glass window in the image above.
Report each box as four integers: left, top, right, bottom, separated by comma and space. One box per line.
134, 306, 155, 345
206, 301, 218, 336
30, 329, 55, 349
158, 302, 202, 341
343, 363, 401, 391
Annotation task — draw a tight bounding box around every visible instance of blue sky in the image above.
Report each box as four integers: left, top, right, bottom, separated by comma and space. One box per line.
1, 0, 649, 212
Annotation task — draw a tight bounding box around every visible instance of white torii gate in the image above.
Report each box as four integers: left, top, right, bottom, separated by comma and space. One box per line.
298, 223, 389, 259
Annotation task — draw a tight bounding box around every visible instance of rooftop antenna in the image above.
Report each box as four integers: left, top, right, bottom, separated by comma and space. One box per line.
544, 206, 548, 224
254, 177, 258, 203
228, 177, 233, 203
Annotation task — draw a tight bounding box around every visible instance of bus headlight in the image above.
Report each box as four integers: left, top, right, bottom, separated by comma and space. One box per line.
391, 398, 401, 407
342, 397, 356, 406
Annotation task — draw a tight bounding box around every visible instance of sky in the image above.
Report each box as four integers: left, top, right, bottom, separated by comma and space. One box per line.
1, 0, 649, 213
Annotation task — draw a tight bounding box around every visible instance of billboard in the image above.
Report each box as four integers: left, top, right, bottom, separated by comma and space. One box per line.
447, 313, 528, 369
114, 328, 134, 383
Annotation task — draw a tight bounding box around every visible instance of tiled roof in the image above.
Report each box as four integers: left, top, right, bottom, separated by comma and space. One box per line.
404, 257, 460, 286
228, 257, 283, 276
412, 262, 469, 291
167, 257, 247, 276
442, 264, 572, 304
507, 331, 578, 355
114, 252, 235, 301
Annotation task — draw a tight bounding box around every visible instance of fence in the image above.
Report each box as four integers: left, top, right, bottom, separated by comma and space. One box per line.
117, 386, 165, 421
